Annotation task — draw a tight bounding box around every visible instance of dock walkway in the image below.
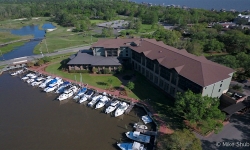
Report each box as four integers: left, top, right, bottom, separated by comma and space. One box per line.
125, 101, 136, 114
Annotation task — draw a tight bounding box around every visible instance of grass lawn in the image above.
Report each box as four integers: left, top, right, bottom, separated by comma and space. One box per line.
0, 41, 27, 54
33, 23, 98, 54
0, 65, 6, 69
0, 17, 51, 29
45, 62, 122, 89
90, 19, 105, 24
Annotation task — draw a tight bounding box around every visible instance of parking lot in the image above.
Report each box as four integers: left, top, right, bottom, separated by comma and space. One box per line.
196, 112, 250, 150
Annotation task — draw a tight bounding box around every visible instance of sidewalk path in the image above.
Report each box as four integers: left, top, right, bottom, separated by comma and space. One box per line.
30, 63, 173, 135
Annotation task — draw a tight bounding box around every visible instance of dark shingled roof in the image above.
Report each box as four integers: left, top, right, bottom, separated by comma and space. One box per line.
222, 100, 250, 115
91, 38, 235, 87
67, 52, 121, 66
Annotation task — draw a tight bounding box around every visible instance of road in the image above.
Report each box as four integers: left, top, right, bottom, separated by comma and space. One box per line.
0, 45, 90, 66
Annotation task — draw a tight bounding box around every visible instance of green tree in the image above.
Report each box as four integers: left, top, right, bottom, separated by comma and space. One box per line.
175, 90, 225, 133
186, 41, 203, 56
36, 59, 44, 66
126, 81, 135, 91
42, 56, 51, 63
204, 39, 224, 52
158, 129, 202, 150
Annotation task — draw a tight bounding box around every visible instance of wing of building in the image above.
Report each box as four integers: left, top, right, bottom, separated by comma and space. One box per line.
68, 38, 235, 98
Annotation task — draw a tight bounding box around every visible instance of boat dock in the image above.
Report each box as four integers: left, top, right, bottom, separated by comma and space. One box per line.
135, 128, 158, 136
125, 101, 136, 114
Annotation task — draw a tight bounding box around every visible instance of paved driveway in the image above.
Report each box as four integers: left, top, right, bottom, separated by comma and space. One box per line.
196, 112, 250, 150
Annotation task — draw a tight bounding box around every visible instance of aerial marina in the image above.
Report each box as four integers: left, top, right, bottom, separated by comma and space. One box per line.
5, 68, 157, 150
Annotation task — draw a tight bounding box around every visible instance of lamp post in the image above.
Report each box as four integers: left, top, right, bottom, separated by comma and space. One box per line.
0, 49, 5, 60
39, 47, 44, 57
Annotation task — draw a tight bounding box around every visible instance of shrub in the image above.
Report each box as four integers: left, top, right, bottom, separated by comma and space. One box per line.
42, 56, 51, 63
103, 68, 110, 74
36, 59, 44, 66
69, 70, 89, 73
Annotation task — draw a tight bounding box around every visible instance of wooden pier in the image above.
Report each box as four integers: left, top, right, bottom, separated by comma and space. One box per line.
136, 128, 158, 136
125, 101, 136, 114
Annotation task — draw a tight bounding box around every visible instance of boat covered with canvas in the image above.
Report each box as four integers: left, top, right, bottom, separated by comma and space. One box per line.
117, 141, 146, 150
125, 131, 150, 143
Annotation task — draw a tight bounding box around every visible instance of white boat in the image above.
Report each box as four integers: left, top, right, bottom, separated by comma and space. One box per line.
58, 90, 74, 101
95, 95, 110, 109
29, 74, 38, 79
64, 85, 78, 93
22, 73, 35, 80
105, 100, 121, 114
141, 115, 152, 124
39, 78, 53, 88
31, 80, 44, 86
55, 82, 70, 93
73, 87, 87, 100
125, 131, 150, 143
11, 69, 24, 76
115, 102, 129, 117
48, 77, 63, 87
44, 84, 59, 92
78, 89, 94, 104
26, 78, 35, 84
117, 141, 146, 150
88, 94, 103, 107
133, 123, 148, 130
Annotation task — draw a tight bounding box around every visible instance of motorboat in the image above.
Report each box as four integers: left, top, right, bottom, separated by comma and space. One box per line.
48, 77, 63, 87
29, 74, 38, 79
11, 69, 24, 76
73, 87, 87, 100
117, 141, 146, 150
105, 100, 120, 114
31, 79, 45, 86
125, 131, 150, 143
95, 95, 110, 109
133, 123, 148, 130
39, 78, 53, 88
26, 78, 35, 84
55, 82, 71, 93
22, 73, 35, 80
115, 102, 129, 117
78, 89, 94, 104
58, 90, 74, 101
44, 84, 59, 93
64, 85, 78, 94
87, 94, 103, 107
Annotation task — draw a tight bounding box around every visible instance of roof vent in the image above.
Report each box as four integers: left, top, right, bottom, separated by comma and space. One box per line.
159, 51, 162, 53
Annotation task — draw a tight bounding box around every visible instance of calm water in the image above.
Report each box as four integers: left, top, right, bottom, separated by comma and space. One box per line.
134, 0, 250, 11
2, 23, 55, 60
0, 73, 154, 150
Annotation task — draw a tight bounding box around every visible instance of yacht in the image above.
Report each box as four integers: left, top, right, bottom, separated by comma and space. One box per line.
105, 100, 120, 114
133, 123, 148, 130
55, 82, 71, 93
117, 141, 146, 150
39, 78, 53, 88
95, 95, 110, 109
125, 131, 150, 143
44, 84, 59, 93
22, 73, 36, 80
73, 87, 87, 100
64, 85, 78, 93
57, 90, 74, 101
26, 78, 35, 84
87, 94, 103, 107
31, 79, 45, 86
48, 77, 63, 87
11, 69, 24, 76
115, 102, 129, 117
78, 89, 94, 103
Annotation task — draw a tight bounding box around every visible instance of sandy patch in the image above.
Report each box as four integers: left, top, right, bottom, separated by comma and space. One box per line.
14, 18, 27, 21
32, 17, 40, 20
46, 28, 57, 32
67, 28, 73, 31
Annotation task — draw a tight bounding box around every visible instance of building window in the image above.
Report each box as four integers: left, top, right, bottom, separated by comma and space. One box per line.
218, 89, 221, 92
146, 58, 154, 71
154, 76, 158, 84
220, 84, 222, 87
126, 54, 128, 56
150, 72, 153, 81
159, 79, 164, 88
